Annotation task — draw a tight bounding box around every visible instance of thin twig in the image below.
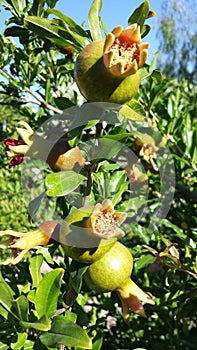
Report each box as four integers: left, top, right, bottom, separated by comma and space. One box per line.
0, 67, 63, 114
24, 86, 63, 114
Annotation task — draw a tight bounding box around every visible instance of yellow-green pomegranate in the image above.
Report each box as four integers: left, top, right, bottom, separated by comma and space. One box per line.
62, 238, 116, 264
84, 240, 155, 320
84, 241, 133, 291
61, 199, 127, 264
74, 24, 149, 104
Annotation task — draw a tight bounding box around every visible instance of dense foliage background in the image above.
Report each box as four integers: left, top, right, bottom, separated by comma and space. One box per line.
0, 0, 196, 349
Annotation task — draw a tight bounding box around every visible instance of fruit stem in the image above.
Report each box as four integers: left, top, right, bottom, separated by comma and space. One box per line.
116, 278, 155, 322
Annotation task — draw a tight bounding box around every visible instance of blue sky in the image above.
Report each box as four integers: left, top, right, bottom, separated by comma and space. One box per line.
0, 0, 162, 63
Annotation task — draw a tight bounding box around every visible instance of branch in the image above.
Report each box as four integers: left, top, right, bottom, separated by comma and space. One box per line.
24, 86, 63, 114
0, 67, 63, 115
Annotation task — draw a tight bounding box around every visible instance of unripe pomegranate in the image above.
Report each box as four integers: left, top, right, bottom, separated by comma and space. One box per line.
62, 238, 116, 264
84, 241, 155, 320
59, 199, 126, 264
84, 241, 133, 291
74, 24, 149, 104
61, 199, 127, 264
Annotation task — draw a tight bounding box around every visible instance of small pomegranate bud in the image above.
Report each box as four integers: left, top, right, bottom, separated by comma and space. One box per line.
3, 122, 85, 172
47, 141, 85, 172
56, 45, 74, 59
3, 121, 34, 168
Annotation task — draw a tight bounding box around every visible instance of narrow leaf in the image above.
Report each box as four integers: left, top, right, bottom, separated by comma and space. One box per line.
35, 268, 64, 318
12, 295, 29, 322
135, 254, 155, 271
46, 8, 90, 38
128, 0, 150, 30
54, 97, 75, 110
20, 314, 51, 331
9, 0, 21, 16
4, 26, 29, 38
141, 23, 152, 38
120, 103, 145, 121
40, 316, 92, 349
11, 332, 27, 349
150, 69, 163, 85
24, 16, 73, 47
29, 254, 43, 288
88, 0, 103, 41
45, 171, 87, 197
0, 280, 15, 319
92, 138, 124, 160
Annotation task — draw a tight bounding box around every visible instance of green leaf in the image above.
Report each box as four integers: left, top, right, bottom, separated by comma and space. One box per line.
11, 332, 27, 349
4, 26, 29, 38
128, 0, 150, 31
127, 99, 146, 115
0, 280, 15, 319
35, 268, 64, 318
24, 16, 86, 49
29, 254, 44, 288
54, 97, 75, 110
150, 69, 163, 85
28, 192, 45, 219
112, 181, 129, 207
92, 138, 124, 161
8, 0, 21, 16
92, 334, 103, 350
36, 247, 55, 265
0, 343, 9, 350
135, 254, 155, 271
64, 310, 77, 323
24, 16, 68, 46
31, 0, 46, 16
46, 8, 90, 39
70, 263, 89, 293
23, 340, 36, 350
20, 315, 51, 331
120, 102, 146, 121
45, 171, 87, 197
12, 295, 29, 322
141, 23, 152, 38
88, 0, 103, 41
40, 316, 92, 349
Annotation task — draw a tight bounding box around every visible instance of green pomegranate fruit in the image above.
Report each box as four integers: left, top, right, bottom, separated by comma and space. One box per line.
84, 240, 155, 320
84, 241, 133, 292
74, 40, 141, 104
61, 199, 127, 264
62, 238, 116, 264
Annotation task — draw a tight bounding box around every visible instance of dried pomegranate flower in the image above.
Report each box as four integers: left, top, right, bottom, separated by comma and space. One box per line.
87, 199, 127, 239
117, 279, 155, 322
103, 24, 149, 77
3, 121, 34, 168
0, 221, 59, 264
